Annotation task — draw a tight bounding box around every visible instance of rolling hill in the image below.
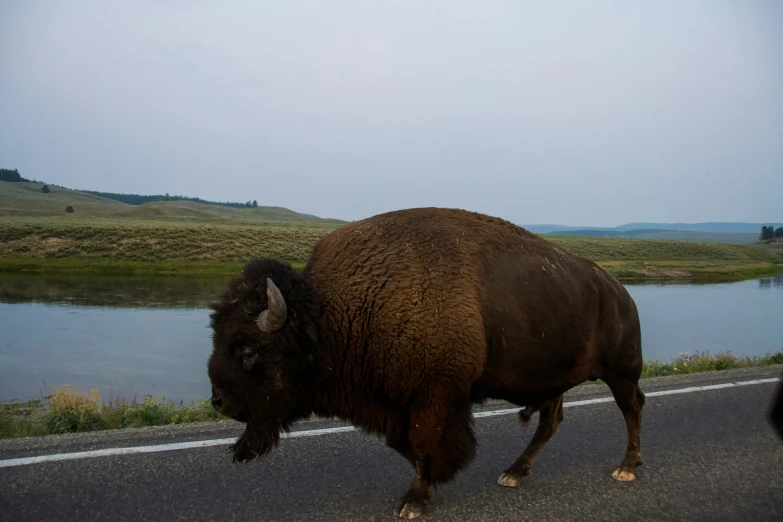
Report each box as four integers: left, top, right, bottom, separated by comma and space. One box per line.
523, 222, 778, 244
0, 181, 128, 216
0, 181, 345, 225
615, 222, 772, 233
546, 229, 759, 244
524, 222, 776, 235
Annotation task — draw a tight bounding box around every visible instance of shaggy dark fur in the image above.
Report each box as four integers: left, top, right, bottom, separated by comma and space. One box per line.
208, 259, 319, 456
207, 208, 645, 518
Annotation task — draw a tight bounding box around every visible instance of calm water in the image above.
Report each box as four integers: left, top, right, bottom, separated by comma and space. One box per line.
1, 273, 782, 403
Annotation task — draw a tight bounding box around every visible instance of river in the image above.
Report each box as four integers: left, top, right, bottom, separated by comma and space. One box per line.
0, 273, 781, 404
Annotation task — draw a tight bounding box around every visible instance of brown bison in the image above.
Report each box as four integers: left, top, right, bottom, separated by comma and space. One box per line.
208, 207, 644, 518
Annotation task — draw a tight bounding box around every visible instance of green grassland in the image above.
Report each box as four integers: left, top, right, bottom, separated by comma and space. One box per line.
545, 233, 776, 261
2, 181, 781, 280
544, 234, 782, 281
759, 238, 783, 256
0, 217, 328, 270
2, 217, 779, 280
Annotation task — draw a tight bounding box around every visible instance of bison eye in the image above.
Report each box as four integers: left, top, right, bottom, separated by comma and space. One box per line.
242, 348, 259, 371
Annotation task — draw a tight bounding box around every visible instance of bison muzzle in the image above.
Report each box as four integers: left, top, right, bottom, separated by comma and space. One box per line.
208, 207, 645, 518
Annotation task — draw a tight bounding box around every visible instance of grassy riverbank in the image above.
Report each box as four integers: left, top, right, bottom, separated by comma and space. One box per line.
3, 258, 778, 282
1, 351, 781, 440
0, 257, 306, 276
1, 217, 781, 281
0, 387, 222, 440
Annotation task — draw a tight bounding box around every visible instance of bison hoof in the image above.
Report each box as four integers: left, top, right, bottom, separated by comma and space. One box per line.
612, 468, 636, 482
395, 501, 424, 519
497, 472, 522, 488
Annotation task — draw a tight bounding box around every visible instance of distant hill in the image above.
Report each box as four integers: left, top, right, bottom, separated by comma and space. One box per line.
524, 222, 777, 235
615, 222, 774, 234
82, 190, 260, 209
546, 229, 759, 245
523, 224, 606, 234
0, 181, 345, 225
522, 222, 780, 244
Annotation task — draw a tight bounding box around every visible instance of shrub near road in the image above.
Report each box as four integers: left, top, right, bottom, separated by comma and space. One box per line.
0, 386, 222, 439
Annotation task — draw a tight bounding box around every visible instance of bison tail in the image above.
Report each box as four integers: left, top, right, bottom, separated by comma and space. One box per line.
429, 404, 477, 484
518, 406, 535, 425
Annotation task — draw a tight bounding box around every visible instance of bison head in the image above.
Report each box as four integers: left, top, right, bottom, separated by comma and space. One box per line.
208, 259, 319, 462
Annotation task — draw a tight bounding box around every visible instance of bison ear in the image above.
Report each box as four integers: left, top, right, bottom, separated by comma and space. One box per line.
256, 278, 288, 333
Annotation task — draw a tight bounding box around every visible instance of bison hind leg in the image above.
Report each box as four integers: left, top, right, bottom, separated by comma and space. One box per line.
498, 395, 564, 488
604, 377, 644, 481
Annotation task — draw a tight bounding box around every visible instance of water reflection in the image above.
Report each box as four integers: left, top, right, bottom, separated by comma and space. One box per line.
1, 272, 781, 403
624, 276, 783, 367
759, 274, 783, 290
0, 273, 234, 309
0, 273, 238, 403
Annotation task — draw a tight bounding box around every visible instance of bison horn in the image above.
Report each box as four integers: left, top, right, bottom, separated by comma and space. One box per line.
256, 278, 288, 333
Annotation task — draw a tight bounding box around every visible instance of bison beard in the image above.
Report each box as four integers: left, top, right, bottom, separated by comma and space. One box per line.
231, 423, 281, 462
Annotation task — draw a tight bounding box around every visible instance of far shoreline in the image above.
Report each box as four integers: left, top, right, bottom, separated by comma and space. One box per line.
0, 257, 780, 284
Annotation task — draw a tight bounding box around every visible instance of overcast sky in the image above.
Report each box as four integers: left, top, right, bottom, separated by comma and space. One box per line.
1, 1, 781, 225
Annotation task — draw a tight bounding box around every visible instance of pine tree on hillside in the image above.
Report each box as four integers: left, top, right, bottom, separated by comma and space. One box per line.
0, 168, 28, 182
775, 227, 783, 239
41, 184, 50, 193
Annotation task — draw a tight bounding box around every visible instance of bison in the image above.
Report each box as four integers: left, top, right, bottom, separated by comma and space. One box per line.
208, 207, 645, 518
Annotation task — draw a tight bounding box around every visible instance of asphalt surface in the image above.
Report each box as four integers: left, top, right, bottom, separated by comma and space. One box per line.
1, 367, 782, 522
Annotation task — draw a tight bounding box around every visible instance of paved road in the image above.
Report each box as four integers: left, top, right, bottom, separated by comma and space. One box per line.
2, 367, 782, 521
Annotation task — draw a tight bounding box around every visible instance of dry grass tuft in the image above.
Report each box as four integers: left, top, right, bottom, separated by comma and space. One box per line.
43, 385, 106, 434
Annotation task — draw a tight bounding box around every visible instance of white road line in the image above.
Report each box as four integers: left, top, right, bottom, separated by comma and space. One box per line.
1, 377, 779, 469
469, 377, 780, 419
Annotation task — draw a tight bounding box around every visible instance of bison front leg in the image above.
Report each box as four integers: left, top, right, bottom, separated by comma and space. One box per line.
394, 399, 477, 519
394, 457, 432, 519
498, 395, 564, 487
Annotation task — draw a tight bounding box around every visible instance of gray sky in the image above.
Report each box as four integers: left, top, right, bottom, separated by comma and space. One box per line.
1, 1, 781, 226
